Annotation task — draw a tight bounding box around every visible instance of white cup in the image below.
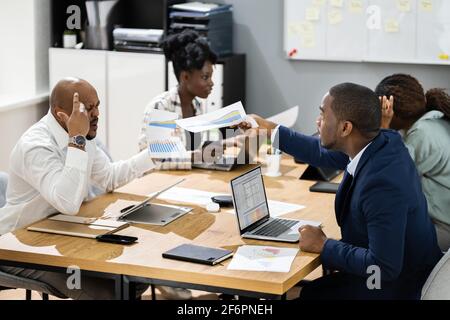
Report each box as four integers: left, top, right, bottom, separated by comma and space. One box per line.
265, 153, 282, 177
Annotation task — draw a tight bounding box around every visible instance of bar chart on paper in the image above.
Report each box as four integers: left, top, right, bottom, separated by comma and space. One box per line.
148, 120, 178, 129
148, 138, 187, 158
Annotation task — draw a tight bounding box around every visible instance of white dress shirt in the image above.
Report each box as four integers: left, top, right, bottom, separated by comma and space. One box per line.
0, 111, 154, 235
346, 143, 371, 176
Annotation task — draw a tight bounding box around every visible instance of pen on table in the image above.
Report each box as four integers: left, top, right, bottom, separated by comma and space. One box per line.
120, 205, 135, 213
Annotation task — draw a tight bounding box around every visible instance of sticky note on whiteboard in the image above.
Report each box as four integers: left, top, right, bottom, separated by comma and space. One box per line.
306, 7, 320, 21
328, 10, 343, 25
385, 19, 400, 33
299, 21, 315, 35
313, 0, 325, 7
396, 0, 411, 12
330, 0, 344, 8
349, 0, 363, 13
288, 23, 301, 35
301, 34, 316, 48
420, 0, 433, 12
438, 53, 449, 60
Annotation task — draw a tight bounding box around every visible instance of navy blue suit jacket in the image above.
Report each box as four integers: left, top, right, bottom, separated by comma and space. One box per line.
276, 126, 442, 294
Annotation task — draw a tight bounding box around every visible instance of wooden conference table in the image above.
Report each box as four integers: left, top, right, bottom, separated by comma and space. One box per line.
0, 156, 341, 300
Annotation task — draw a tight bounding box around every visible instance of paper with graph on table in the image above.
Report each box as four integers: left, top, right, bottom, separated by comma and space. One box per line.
227, 245, 299, 273
145, 109, 188, 159
175, 102, 258, 133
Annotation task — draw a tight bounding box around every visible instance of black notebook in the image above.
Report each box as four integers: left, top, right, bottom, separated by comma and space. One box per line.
309, 181, 340, 194
162, 244, 234, 266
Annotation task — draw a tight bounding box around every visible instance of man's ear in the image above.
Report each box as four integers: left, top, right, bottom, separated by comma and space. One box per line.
340, 120, 353, 138
53, 106, 69, 127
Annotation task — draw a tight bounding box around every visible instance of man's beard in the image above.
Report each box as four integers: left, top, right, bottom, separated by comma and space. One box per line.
87, 118, 98, 140
320, 138, 337, 150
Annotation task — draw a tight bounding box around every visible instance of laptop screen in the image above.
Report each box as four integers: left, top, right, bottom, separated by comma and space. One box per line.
231, 167, 270, 232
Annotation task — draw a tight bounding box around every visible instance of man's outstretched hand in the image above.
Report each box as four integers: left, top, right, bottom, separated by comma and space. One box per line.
236, 114, 278, 139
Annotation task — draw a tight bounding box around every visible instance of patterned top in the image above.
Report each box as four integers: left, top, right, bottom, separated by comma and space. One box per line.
139, 86, 208, 170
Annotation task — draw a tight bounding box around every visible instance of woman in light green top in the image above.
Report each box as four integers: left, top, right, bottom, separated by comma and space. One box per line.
376, 74, 450, 252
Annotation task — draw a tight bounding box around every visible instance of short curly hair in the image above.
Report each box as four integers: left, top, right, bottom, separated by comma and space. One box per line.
161, 30, 218, 81
375, 74, 450, 121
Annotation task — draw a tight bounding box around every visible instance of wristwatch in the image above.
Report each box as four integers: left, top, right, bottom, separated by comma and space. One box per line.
69, 135, 87, 148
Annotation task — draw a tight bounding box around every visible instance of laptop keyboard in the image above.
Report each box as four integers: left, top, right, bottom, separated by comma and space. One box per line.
252, 219, 298, 237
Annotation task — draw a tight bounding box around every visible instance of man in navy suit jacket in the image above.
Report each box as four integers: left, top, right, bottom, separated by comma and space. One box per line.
240, 83, 442, 299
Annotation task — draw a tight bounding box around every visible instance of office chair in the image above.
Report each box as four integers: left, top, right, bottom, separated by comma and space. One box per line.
421, 250, 450, 300
0, 171, 66, 300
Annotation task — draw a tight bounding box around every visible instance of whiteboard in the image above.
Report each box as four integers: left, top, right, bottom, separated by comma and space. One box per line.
284, 0, 450, 64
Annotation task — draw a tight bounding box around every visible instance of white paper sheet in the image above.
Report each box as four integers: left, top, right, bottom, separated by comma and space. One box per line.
267, 106, 299, 128
102, 199, 140, 220
175, 102, 258, 133
145, 109, 187, 158
148, 187, 307, 218
146, 109, 179, 140
227, 245, 299, 273
225, 200, 306, 218
172, 2, 220, 12
147, 187, 223, 206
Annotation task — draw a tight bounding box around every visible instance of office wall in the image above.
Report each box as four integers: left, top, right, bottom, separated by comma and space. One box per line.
0, 0, 35, 95
0, 0, 50, 96
0, 102, 49, 172
199, 0, 450, 134
0, 0, 51, 172
34, 0, 51, 94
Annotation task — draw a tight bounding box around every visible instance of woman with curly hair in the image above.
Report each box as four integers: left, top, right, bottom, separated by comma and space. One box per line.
375, 74, 450, 251
139, 29, 217, 170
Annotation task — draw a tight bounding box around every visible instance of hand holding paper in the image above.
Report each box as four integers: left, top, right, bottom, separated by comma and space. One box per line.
175, 102, 258, 133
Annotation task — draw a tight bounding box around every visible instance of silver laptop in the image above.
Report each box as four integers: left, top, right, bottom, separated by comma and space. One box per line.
230, 167, 302, 243
117, 179, 192, 226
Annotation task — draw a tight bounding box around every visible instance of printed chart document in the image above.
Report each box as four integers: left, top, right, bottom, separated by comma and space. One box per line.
147, 138, 187, 159
175, 102, 258, 133
145, 109, 187, 159
267, 106, 299, 128
227, 245, 299, 273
